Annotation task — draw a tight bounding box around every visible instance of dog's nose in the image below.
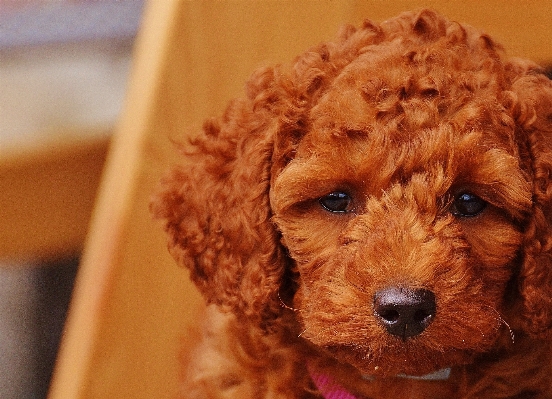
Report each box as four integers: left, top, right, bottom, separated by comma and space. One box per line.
373, 287, 436, 339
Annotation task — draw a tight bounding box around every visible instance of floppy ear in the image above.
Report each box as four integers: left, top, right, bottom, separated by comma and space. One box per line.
510, 69, 552, 337
151, 66, 289, 323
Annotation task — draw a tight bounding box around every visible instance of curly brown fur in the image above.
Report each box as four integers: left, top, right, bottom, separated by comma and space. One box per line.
152, 9, 552, 398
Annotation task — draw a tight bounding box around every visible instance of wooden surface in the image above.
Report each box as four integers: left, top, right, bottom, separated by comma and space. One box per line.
49, 1, 552, 399
0, 135, 109, 262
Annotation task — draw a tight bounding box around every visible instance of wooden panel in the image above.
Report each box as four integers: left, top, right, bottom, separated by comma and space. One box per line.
0, 135, 109, 262
49, 2, 552, 399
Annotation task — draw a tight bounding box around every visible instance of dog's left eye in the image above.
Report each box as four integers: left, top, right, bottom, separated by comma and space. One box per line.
319, 192, 352, 213
450, 192, 487, 217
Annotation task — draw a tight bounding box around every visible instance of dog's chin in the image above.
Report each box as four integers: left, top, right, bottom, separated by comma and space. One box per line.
321, 342, 473, 378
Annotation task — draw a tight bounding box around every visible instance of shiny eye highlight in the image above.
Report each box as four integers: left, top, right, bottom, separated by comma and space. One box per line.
319, 192, 352, 213
450, 192, 487, 217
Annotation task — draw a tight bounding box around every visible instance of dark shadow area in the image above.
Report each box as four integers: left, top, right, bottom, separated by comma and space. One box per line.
545, 65, 552, 80
34, 257, 79, 399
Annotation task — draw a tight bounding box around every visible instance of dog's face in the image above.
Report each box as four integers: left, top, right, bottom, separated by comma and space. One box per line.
270, 46, 533, 376
154, 10, 552, 380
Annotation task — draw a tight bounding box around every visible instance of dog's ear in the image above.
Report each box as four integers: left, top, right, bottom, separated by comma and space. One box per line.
151, 66, 289, 323
510, 69, 552, 337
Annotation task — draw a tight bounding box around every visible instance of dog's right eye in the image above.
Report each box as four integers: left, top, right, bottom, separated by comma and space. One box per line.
450, 192, 487, 217
319, 192, 352, 213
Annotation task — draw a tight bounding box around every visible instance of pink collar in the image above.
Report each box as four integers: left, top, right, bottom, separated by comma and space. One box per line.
308, 364, 452, 398
308, 367, 359, 399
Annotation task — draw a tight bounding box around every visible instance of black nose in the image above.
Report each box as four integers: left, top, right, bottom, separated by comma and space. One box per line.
373, 287, 436, 339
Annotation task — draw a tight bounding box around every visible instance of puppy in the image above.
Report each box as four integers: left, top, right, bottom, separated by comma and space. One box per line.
153, 9, 552, 398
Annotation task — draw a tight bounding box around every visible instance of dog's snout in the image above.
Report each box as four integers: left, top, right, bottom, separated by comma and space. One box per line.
373, 287, 436, 339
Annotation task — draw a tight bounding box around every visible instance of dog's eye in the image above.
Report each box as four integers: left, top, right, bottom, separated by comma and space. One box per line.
319, 192, 352, 213
450, 192, 486, 217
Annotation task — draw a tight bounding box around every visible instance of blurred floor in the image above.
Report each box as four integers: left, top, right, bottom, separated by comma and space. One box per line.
0, 259, 78, 399
0, 265, 37, 398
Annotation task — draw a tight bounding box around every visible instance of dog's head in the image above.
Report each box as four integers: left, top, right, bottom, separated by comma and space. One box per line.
153, 10, 552, 376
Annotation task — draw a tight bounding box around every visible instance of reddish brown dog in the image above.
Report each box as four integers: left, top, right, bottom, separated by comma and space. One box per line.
153, 9, 552, 398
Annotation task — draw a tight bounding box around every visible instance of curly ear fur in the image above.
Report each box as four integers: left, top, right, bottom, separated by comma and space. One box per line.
510, 70, 552, 337
151, 67, 290, 322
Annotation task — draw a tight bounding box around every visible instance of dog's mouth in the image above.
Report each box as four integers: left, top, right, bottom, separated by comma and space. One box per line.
321, 342, 461, 377
362, 367, 452, 381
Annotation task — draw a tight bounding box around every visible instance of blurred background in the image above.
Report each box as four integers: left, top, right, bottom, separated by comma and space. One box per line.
0, 1, 144, 397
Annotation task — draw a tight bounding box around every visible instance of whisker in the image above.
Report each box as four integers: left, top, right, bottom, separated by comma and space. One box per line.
501, 318, 515, 344
471, 323, 487, 340
278, 291, 300, 312
299, 323, 333, 341
482, 305, 515, 344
